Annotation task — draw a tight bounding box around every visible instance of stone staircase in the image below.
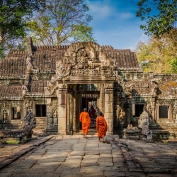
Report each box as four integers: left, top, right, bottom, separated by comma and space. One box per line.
149, 121, 177, 140
75, 129, 97, 135
33, 118, 47, 135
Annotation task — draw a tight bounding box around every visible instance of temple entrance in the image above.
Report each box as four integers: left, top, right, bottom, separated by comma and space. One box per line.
81, 96, 97, 129
80, 92, 99, 130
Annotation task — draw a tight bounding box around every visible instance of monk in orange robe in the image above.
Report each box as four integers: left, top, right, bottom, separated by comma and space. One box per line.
80, 108, 91, 138
96, 112, 107, 142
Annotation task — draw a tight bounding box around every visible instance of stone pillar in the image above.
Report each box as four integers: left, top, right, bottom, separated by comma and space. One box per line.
46, 103, 53, 132
58, 84, 67, 134
76, 93, 82, 130
168, 104, 173, 122
67, 92, 75, 134
151, 97, 156, 121
98, 84, 104, 113
73, 92, 77, 132
104, 84, 113, 135
67, 93, 72, 134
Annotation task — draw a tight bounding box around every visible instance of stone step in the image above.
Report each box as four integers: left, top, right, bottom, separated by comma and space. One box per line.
75, 129, 97, 135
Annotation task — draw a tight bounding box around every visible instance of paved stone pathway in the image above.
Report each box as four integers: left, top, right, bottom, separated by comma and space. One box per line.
0, 136, 53, 170
0, 135, 177, 177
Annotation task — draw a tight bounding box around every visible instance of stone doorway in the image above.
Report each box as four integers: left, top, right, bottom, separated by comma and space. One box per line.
81, 96, 97, 129
80, 92, 99, 130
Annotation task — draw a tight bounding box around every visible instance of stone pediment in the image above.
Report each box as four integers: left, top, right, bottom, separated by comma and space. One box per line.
51, 42, 116, 82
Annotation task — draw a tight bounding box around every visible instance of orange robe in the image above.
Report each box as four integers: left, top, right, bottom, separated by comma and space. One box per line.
96, 116, 107, 138
80, 112, 91, 135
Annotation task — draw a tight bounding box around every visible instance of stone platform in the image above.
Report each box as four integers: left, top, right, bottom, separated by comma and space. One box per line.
0, 135, 177, 177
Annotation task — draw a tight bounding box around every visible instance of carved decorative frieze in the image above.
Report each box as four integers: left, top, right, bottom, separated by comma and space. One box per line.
51, 60, 71, 82
104, 84, 113, 89
50, 42, 115, 82
134, 82, 149, 88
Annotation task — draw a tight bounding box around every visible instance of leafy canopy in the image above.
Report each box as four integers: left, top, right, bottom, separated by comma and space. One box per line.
27, 0, 94, 45
136, 29, 177, 73
0, 0, 44, 58
136, 0, 177, 37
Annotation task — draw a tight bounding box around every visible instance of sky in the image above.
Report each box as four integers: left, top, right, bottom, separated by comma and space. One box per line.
87, 0, 150, 51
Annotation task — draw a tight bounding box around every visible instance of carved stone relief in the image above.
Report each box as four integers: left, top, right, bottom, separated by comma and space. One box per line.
53, 109, 58, 125
46, 98, 58, 131
124, 83, 134, 98
50, 42, 116, 82
24, 100, 33, 112
116, 105, 125, 124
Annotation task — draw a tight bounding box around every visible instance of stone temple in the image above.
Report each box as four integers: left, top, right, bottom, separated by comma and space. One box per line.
0, 37, 177, 139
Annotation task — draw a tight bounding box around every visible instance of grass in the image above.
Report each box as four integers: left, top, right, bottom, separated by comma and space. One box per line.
5, 139, 20, 144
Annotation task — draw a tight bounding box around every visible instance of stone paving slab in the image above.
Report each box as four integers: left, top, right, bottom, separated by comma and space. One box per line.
0, 135, 177, 177
0, 135, 53, 170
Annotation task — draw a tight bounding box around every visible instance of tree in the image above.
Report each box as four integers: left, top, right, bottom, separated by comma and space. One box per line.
136, 0, 177, 37
27, 0, 94, 45
136, 29, 177, 73
0, 0, 44, 58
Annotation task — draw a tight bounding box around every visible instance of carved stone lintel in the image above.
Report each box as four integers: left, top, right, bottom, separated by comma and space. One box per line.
50, 42, 117, 82
104, 84, 113, 89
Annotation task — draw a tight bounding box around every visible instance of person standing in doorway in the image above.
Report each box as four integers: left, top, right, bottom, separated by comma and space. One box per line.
89, 105, 96, 123
80, 108, 91, 138
96, 112, 107, 143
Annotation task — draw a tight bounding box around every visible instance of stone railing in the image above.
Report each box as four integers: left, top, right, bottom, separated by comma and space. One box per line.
0, 110, 36, 142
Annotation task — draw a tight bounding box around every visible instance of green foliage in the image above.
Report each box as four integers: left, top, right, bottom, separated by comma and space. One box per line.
170, 57, 177, 72
136, 29, 177, 73
0, 46, 5, 60
27, 0, 94, 45
0, 0, 44, 56
0, 0, 93, 57
136, 0, 177, 37
71, 24, 94, 42
6, 139, 20, 144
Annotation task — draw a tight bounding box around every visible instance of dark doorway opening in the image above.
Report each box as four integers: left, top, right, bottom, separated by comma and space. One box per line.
134, 104, 144, 117
81, 94, 98, 129
12, 107, 21, 119
159, 105, 168, 118
36, 105, 46, 117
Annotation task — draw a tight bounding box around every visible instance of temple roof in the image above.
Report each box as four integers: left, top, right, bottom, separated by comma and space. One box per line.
0, 41, 140, 77
0, 55, 27, 78
0, 86, 23, 99
0, 40, 140, 97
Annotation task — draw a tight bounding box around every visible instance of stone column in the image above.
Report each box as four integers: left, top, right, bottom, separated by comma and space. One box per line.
76, 93, 82, 130
151, 97, 156, 121
66, 93, 70, 134
46, 103, 53, 132
67, 92, 75, 134
58, 84, 67, 134
98, 84, 104, 113
73, 92, 77, 132
168, 104, 173, 122
104, 84, 114, 135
